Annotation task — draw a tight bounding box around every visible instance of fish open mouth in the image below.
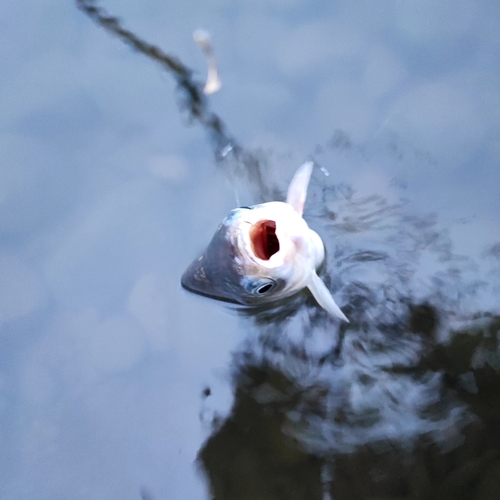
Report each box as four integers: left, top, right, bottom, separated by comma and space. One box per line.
250, 220, 280, 260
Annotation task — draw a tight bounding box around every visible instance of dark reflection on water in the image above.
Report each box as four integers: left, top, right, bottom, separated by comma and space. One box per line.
200, 310, 500, 499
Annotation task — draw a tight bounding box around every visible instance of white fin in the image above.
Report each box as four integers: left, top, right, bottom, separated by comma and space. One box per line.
307, 271, 349, 322
193, 30, 221, 95
286, 161, 314, 216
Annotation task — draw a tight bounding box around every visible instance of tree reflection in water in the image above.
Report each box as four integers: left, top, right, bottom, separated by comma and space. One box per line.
200, 314, 500, 500
77, 3, 500, 498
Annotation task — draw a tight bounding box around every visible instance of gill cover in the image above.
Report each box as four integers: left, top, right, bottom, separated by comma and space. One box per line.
181, 162, 349, 322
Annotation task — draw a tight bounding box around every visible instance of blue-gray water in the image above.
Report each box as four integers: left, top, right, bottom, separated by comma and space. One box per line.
1, 1, 500, 499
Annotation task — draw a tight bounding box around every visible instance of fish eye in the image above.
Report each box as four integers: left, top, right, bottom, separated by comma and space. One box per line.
249, 279, 276, 295
256, 282, 274, 294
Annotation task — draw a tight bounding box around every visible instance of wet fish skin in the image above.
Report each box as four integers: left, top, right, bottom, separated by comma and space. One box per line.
182, 162, 349, 322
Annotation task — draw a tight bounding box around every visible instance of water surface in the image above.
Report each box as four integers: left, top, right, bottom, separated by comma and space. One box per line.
1, 1, 499, 499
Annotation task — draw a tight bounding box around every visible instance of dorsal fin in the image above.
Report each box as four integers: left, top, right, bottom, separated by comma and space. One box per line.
285, 161, 314, 216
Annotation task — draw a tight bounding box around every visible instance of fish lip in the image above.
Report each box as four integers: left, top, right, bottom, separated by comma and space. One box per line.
181, 221, 247, 304
181, 257, 241, 305
181, 280, 241, 304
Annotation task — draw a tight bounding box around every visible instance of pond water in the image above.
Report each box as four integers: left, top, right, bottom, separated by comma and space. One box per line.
1, 1, 499, 499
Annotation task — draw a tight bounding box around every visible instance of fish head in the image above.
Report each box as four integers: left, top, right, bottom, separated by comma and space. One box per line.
181, 201, 325, 306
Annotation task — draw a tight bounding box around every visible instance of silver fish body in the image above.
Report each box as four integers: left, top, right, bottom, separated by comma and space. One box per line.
182, 162, 349, 321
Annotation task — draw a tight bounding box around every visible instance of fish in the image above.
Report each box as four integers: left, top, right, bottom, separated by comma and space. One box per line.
181, 161, 349, 321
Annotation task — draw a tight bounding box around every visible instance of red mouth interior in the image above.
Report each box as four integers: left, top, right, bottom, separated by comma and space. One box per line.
250, 220, 280, 260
